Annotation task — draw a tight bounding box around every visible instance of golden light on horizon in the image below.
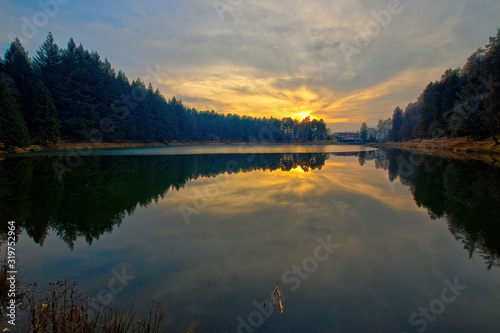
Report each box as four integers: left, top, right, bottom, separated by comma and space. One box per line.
155, 65, 446, 130
295, 111, 314, 121
156, 66, 329, 121
300, 113, 311, 120
289, 166, 308, 174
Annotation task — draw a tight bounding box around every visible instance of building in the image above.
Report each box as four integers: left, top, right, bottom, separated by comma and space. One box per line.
333, 132, 365, 144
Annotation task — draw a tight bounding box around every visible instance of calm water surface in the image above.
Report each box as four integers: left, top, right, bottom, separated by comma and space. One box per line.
1, 146, 499, 332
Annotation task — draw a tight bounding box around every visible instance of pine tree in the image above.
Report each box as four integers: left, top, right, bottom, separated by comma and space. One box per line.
117, 70, 129, 85
390, 107, 404, 141
3, 38, 34, 123
360, 122, 368, 140
420, 82, 440, 137
0, 79, 30, 149
33, 32, 62, 96
484, 29, 500, 144
32, 80, 60, 144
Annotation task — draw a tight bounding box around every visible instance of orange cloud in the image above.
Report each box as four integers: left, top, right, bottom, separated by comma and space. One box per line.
156, 65, 446, 130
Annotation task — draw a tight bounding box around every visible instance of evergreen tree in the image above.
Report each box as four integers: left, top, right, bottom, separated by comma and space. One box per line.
3, 38, 34, 125
1, 34, 333, 145
360, 122, 368, 140
390, 107, 404, 141
400, 102, 422, 139
381, 29, 499, 143
281, 117, 295, 141
33, 32, 63, 97
483, 29, 500, 144
0, 79, 30, 148
117, 70, 129, 85
419, 82, 440, 137
31, 80, 60, 144
56, 41, 100, 137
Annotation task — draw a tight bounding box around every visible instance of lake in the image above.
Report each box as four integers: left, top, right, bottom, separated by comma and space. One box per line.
1, 145, 499, 332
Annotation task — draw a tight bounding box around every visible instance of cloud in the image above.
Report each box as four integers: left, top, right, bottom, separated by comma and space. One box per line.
1, 0, 500, 131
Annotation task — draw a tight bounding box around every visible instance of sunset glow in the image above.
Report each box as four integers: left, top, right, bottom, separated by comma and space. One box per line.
1, 0, 498, 131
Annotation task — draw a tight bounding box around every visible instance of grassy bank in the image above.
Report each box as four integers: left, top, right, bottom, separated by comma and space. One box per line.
380, 137, 500, 163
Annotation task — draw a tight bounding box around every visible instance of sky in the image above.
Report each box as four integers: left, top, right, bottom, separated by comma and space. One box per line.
1, 0, 499, 131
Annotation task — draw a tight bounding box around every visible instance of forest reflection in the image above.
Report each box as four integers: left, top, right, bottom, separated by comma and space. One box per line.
363, 149, 500, 269
0, 153, 329, 248
1, 149, 499, 270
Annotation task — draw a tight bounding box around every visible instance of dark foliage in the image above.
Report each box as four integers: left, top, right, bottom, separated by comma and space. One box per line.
0, 153, 329, 248
0, 78, 30, 148
375, 29, 500, 144
365, 149, 500, 269
1, 34, 328, 146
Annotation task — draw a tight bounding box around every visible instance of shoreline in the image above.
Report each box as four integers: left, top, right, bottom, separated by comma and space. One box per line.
3, 137, 499, 164
378, 137, 500, 164
0, 140, 340, 155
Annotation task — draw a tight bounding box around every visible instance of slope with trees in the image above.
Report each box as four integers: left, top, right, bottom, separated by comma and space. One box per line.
368, 29, 500, 145
0, 33, 329, 149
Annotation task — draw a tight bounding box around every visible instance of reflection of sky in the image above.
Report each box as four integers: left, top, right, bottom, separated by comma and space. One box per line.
18, 144, 377, 157
13, 155, 500, 332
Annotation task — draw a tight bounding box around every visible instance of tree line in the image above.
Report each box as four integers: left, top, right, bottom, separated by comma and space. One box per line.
365, 29, 500, 144
0, 33, 329, 149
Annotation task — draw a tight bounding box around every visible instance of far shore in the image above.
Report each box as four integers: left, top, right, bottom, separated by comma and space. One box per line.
377, 137, 500, 164
3, 137, 500, 165
0, 139, 342, 155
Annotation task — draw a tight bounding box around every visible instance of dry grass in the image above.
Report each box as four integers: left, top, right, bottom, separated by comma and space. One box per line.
0, 254, 196, 333
0, 250, 24, 327
0, 256, 12, 318
384, 137, 500, 164
21, 280, 172, 333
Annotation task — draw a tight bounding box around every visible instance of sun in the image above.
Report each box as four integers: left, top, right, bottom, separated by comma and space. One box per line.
295, 111, 315, 121
290, 166, 308, 173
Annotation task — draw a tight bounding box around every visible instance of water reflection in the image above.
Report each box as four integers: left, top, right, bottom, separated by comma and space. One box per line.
365, 149, 500, 269
1, 149, 499, 270
0, 153, 329, 248
1, 149, 500, 332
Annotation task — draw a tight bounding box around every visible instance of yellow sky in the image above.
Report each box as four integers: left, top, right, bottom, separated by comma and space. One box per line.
157, 65, 445, 129
3, 0, 499, 132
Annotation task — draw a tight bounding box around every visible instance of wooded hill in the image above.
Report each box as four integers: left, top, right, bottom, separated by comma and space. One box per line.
380, 29, 500, 144
0, 33, 329, 149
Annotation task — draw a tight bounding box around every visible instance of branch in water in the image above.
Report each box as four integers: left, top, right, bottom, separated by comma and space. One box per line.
274, 282, 284, 314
